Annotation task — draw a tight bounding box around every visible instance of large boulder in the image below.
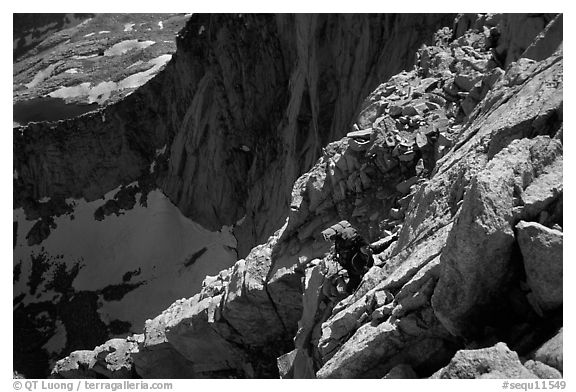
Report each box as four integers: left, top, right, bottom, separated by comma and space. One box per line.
524, 360, 562, 379
534, 328, 563, 372
431, 342, 536, 379
516, 221, 563, 311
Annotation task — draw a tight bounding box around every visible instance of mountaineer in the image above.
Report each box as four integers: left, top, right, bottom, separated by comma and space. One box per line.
322, 220, 374, 293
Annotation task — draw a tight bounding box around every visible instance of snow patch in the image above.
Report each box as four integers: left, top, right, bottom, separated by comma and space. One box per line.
64, 68, 80, 74
158, 21, 164, 30
25, 64, 57, 89
198, 25, 205, 35
236, 215, 247, 226
72, 53, 98, 60
104, 39, 155, 56
83, 32, 95, 37
48, 82, 92, 100
48, 54, 168, 105
14, 189, 238, 331
99, 31, 110, 34
39, 197, 51, 203
117, 54, 171, 90
127, 60, 143, 69
88, 81, 117, 104
123, 23, 135, 32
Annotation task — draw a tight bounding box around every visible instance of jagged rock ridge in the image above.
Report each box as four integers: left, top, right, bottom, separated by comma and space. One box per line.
50, 13, 562, 379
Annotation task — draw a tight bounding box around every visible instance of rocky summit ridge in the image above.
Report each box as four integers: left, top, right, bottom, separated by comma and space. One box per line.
15, 13, 562, 379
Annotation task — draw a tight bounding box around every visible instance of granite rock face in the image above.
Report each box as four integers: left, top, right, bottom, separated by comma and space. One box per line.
15, 13, 563, 379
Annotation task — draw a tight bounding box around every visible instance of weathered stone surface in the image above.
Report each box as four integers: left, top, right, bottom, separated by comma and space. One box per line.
535, 328, 563, 372
382, 364, 417, 379
516, 221, 563, 311
432, 137, 563, 337
398, 48, 562, 260
524, 360, 562, 379
318, 293, 375, 361
317, 309, 453, 378
520, 154, 562, 220
454, 72, 482, 92
431, 343, 536, 379
277, 350, 297, 379
133, 292, 256, 378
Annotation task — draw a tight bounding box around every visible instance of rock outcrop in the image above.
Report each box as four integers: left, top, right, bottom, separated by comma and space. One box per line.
431, 342, 537, 379
16, 13, 563, 379
534, 328, 563, 372
516, 221, 563, 312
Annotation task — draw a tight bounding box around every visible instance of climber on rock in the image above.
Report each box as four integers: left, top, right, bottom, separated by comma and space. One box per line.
322, 220, 373, 294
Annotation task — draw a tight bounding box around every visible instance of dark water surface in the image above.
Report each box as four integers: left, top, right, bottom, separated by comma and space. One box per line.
13, 97, 98, 125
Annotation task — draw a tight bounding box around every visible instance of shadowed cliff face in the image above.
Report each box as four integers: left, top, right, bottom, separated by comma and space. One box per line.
14, 13, 456, 258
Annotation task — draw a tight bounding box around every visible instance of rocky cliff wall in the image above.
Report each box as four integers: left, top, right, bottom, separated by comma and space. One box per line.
50, 13, 562, 379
